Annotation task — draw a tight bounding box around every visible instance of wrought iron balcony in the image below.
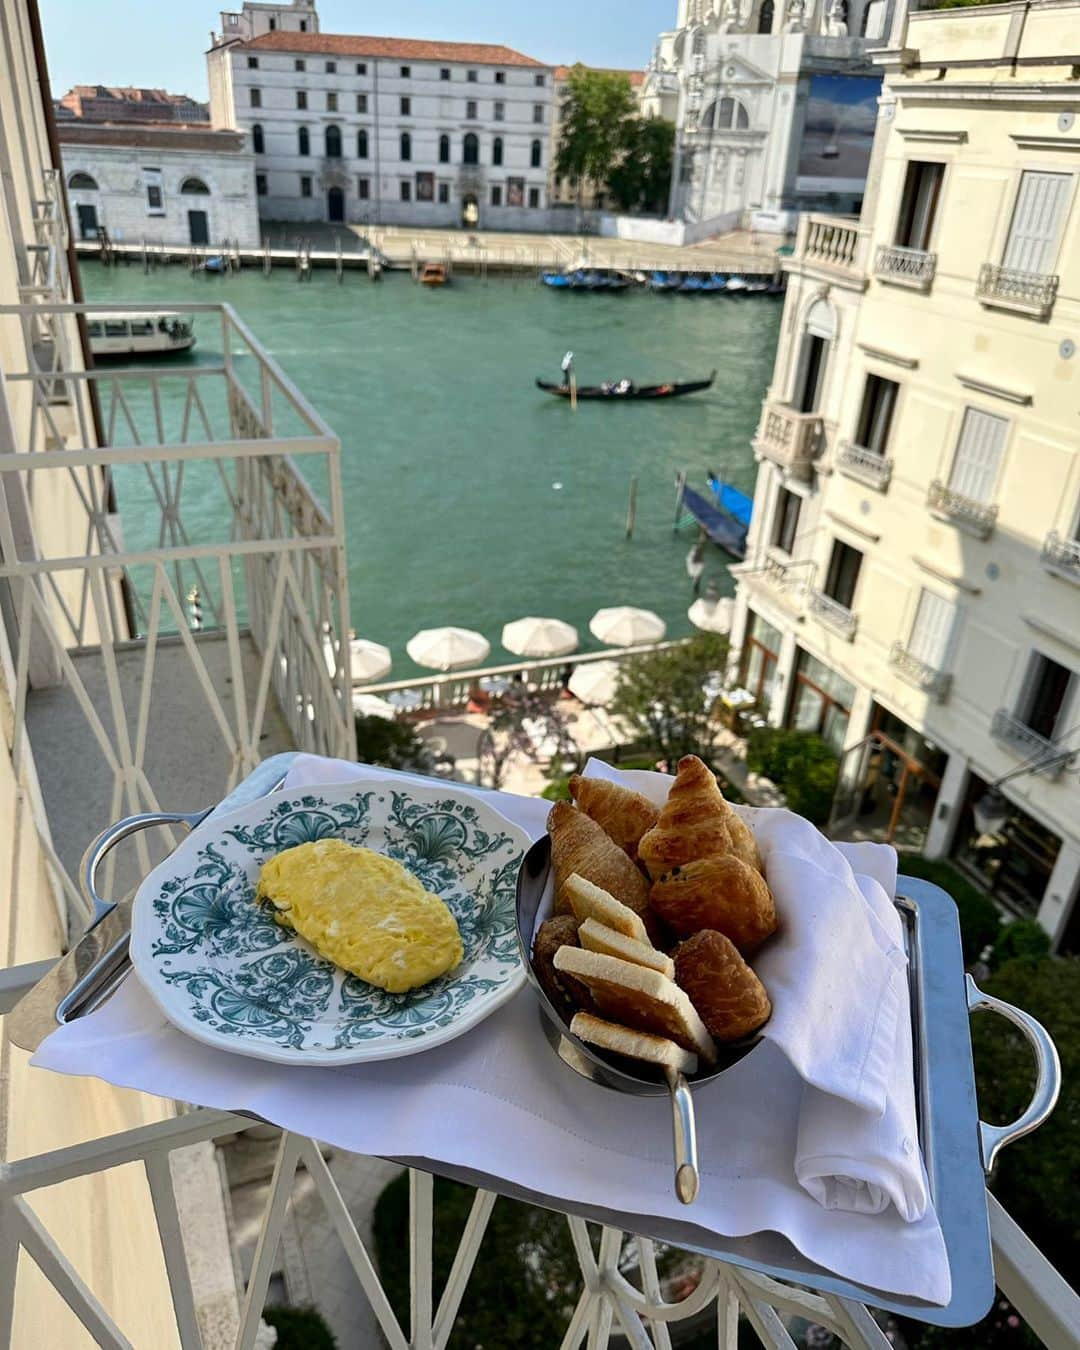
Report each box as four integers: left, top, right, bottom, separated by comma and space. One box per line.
836, 440, 892, 490
1041, 530, 1080, 583
796, 213, 867, 281
753, 401, 823, 479
977, 262, 1058, 319
890, 641, 952, 701
927, 479, 998, 539
808, 588, 858, 639
991, 711, 1072, 778
875, 243, 936, 290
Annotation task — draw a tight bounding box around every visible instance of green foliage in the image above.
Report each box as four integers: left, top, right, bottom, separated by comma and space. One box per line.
610, 633, 729, 768
893, 855, 1001, 966
541, 775, 572, 801
896, 1297, 1041, 1349
988, 919, 1051, 973
607, 117, 675, 213
556, 66, 638, 191
354, 714, 434, 773
744, 727, 838, 825
263, 1305, 337, 1349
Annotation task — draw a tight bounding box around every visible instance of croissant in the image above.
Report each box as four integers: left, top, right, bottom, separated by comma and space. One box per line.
649, 855, 778, 952
637, 754, 733, 879
673, 929, 771, 1043
726, 810, 764, 875
547, 802, 650, 919
568, 775, 659, 862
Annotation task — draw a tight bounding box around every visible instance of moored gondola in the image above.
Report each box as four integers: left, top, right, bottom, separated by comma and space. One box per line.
536, 370, 716, 401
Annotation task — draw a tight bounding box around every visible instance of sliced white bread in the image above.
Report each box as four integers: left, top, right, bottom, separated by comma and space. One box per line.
571, 1011, 698, 1076
564, 873, 651, 945
554, 946, 717, 1065
578, 918, 675, 979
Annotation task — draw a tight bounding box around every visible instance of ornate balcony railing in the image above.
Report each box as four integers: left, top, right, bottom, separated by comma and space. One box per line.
808, 588, 858, 639
976, 262, 1058, 319
990, 710, 1072, 778
753, 401, 823, 479
875, 243, 936, 289
836, 440, 892, 490
927, 479, 998, 539
796, 213, 867, 280
890, 641, 952, 701
1041, 530, 1080, 583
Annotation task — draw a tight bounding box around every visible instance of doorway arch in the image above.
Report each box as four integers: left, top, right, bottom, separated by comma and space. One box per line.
461, 193, 479, 228
327, 185, 345, 222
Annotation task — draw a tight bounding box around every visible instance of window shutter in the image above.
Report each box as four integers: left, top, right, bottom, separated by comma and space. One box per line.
1003, 172, 1070, 274
948, 408, 1007, 504
908, 589, 954, 669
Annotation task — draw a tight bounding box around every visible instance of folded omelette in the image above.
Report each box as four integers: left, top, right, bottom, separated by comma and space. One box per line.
256, 838, 463, 993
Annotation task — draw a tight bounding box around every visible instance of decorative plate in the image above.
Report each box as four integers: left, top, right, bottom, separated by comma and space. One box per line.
130, 779, 530, 1065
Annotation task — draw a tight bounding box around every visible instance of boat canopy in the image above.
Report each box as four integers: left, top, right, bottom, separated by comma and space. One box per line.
708, 475, 753, 528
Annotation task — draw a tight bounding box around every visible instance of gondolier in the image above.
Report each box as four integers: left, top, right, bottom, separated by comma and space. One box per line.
561, 351, 574, 387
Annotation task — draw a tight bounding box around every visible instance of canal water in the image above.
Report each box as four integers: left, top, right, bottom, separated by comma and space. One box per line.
82, 263, 781, 674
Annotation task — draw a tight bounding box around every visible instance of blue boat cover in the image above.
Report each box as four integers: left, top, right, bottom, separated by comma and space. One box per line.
707, 475, 753, 528
681, 484, 748, 558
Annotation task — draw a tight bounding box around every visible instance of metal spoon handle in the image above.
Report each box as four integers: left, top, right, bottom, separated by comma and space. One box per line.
666, 1069, 699, 1204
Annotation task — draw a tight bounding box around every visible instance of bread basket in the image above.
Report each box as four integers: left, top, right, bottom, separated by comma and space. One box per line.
515, 834, 761, 1204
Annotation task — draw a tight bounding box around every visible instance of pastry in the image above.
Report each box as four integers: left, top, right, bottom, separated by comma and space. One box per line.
554, 947, 716, 1064
649, 855, 778, 952
577, 919, 675, 978
568, 774, 659, 862
571, 1012, 697, 1076
637, 755, 734, 879
562, 873, 651, 944
548, 802, 650, 918
673, 930, 771, 1042
531, 914, 593, 1021
726, 809, 764, 875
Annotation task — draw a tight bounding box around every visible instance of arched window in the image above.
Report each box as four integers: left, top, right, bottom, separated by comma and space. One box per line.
298, 126, 310, 156
492, 136, 503, 167
67, 171, 98, 190
325, 124, 342, 158
713, 97, 750, 130
758, 0, 774, 31
400, 131, 411, 162
357, 128, 369, 159
180, 177, 210, 194
530, 138, 542, 168
463, 132, 479, 165
252, 123, 265, 154
439, 133, 450, 163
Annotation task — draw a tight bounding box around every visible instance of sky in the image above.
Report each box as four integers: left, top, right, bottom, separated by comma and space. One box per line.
39, 1, 674, 101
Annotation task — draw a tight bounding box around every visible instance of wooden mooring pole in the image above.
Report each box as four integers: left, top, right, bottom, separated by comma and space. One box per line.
570, 369, 578, 412
625, 475, 638, 539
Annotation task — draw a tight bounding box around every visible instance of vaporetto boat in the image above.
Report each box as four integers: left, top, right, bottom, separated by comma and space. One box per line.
85, 311, 196, 360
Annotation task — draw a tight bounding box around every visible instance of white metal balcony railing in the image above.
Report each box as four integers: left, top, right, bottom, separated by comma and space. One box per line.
927, 479, 998, 539
753, 402, 823, 479
874, 243, 936, 289
1041, 530, 1080, 582
976, 262, 1059, 318
796, 213, 866, 278
835, 440, 892, 490
889, 641, 952, 701
17, 168, 74, 384
990, 710, 1070, 778
808, 588, 858, 639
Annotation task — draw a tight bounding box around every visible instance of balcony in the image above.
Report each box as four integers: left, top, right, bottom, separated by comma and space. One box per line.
976, 262, 1058, 320
991, 711, 1072, 778
875, 243, 936, 290
793, 213, 868, 284
808, 588, 858, 639
836, 440, 892, 490
890, 641, 952, 701
927, 479, 998, 539
753, 402, 823, 480
1042, 530, 1080, 583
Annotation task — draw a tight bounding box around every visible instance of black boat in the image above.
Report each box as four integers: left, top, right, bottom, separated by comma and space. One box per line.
536, 370, 716, 401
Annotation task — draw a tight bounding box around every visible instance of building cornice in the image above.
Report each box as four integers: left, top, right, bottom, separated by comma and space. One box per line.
1010, 133, 1080, 153
955, 372, 1033, 407
825, 511, 881, 544
896, 127, 968, 144
1023, 612, 1080, 654
913, 555, 982, 595
857, 341, 918, 370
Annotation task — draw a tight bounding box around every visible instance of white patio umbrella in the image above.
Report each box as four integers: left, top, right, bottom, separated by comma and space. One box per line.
589, 606, 666, 647
323, 634, 392, 683
501, 616, 579, 658
568, 660, 621, 707
406, 626, 490, 672
687, 595, 733, 634
352, 692, 396, 720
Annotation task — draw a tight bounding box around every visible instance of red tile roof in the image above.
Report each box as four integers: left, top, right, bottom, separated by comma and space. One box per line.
554, 65, 646, 86
238, 31, 548, 68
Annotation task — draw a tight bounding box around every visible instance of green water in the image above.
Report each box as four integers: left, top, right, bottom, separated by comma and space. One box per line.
83, 263, 780, 673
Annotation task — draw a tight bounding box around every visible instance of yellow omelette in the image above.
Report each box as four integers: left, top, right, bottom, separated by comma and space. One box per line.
255, 839, 463, 994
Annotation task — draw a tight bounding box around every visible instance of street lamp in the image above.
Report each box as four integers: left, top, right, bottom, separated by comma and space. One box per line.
971, 742, 1079, 836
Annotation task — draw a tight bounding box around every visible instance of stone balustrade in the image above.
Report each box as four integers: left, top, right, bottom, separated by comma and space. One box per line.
875, 243, 936, 289
976, 262, 1058, 318
808, 588, 858, 639
890, 641, 952, 701
753, 401, 823, 479
927, 479, 998, 539
1041, 530, 1080, 583
836, 440, 892, 490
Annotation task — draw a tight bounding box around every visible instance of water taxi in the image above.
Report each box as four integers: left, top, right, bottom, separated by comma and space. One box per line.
85, 312, 196, 360
419, 262, 448, 286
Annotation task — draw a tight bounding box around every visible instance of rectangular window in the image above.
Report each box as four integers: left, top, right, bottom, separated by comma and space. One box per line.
250, 88, 262, 107
494, 101, 505, 121
772, 487, 801, 555
130, 319, 153, 336
356, 93, 367, 113
949, 408, 1007, 504
400, 180, 411, 202
326, 60, 336, 74
327, 92, 338, 111
438, 182, 449, 203
300, 174, 312, 197
1019, 653, 1074, 740
533, 104, 544, 123
256, 172, 267, 196
824, 540, 862, 611
855, 375, 899, 456
491, 185, 502, 206
104, 319, 127, 338
295, 58, 305, 71
247, 56, 259, 69
895, 161, 944, 250
400, 96, 410, 115
299, 19, 306, 30
358, 176, 370, 199
143, 167, 165, 214
440, 67, 451, 81
528, 186, 540, 208
740, 611, 782, 713
495, 71, 506, 84
907, 589, 955, 671
535, 73, 546, 86
400, 65, 411, 78
795, 333, 828, 413
791, 649, 855, 753
296, 90, 307, 109
1003, 171, 1071, 275
466, 100, 477, 119
467, 69, 478, 83
357, 62, 367, 75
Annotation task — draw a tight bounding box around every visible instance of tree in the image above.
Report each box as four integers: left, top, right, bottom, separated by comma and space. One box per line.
610, 633, 729, 768
608, 117, 675, 214
354, 714, 440, 774
476, 692, 580, 790
745, 727, 839, 825
555, 66, 639, 205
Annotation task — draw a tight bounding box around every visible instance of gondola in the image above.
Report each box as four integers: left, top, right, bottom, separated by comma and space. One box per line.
536, 370, 716, 401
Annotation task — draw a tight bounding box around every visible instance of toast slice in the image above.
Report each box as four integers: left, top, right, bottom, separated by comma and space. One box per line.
563, 874, 651, 945
554, 946, 717, 1065
578, 919, 675, 979
571, 1012, 698, 1076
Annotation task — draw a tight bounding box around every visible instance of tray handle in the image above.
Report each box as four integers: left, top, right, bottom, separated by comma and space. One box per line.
80, 808, 211, 925
966, 972, 1061, 1174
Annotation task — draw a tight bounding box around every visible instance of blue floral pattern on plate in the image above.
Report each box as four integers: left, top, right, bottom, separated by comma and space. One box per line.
130, 780, 529, 1065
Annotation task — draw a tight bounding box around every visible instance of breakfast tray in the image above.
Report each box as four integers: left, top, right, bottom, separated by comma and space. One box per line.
8, 752, 1061, 1328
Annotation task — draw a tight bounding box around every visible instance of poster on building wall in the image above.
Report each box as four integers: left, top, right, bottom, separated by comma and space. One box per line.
794, 75, 880, 194
507, 177, 525, 207
415, 172, 434, 202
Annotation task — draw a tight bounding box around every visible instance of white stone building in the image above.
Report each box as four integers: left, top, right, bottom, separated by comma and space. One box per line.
58, 122, 261, 247
645, 0, 894, 235
207, 1, 555, 230
729, 0, 1080, 948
